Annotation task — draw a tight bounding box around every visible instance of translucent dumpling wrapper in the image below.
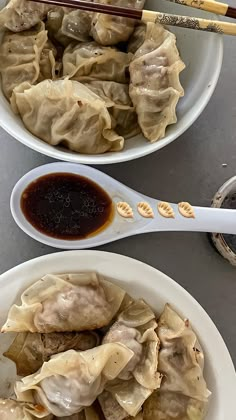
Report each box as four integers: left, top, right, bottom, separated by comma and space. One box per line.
90, 0, 146, 46
83, 80, 140, 139
0, 0, 52, 32
0, 398, 50, 420
10, 79, 124, 154
46, 8, 73, 47
157, 304, 211, 402
0, 23, 47, 99
4, 330, 100, 376
61, 10, 93, 43
63, 42, 132, 84
1, 272, 126, 333
106, 378, 152, 417
15, 344, 134, 417
38, 40, 58, 82
103, 300, 162, 416
129, 22, 185, 142
143, 391, 208, 420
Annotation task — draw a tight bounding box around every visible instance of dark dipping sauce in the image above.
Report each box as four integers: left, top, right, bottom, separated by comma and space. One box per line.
21, 173, 114, 240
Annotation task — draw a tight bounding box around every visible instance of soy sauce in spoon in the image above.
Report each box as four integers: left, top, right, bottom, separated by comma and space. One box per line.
21, 173, 114, 240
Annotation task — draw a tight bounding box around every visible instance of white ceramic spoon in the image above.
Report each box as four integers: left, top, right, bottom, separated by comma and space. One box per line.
11, 162, 236, 250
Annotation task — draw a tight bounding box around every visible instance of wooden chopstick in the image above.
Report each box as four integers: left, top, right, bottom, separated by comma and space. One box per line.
30, 0, 236, 36
165, 0, 236, 19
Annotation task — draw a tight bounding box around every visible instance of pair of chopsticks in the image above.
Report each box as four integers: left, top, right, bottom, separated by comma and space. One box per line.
31, 0, 236, 36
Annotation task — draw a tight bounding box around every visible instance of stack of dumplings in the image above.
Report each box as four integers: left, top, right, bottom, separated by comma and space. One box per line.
0, 0, 185, 154
0, 272, 211, 419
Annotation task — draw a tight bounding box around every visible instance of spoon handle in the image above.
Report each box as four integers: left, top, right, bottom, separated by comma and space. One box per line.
139, 203, 236, 235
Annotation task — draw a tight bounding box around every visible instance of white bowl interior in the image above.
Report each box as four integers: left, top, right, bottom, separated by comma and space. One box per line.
0, 0, 223, 164
0, 251, 235, 419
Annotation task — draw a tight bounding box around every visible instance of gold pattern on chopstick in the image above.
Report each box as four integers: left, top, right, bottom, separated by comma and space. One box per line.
116, 202, 134, 218
141, 9, 236, 35
170, 0, 228, 16
137, 202, 154, 218
158, 202, 175, 218
178, 202, 195, 218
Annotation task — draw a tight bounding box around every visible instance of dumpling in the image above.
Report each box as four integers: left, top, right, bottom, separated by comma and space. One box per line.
0, 0, 51, 32
157, 304, 210, 401
0, 23, 47, 99
0, 399, 50, 420
90, 0, 146, 46
143, 391, 207, 420
38, 40, 58, 82
143, 304, 210, 419
63, 42, 132, 84
15, 344, 133, 417
1, 273, 126, 333
102, 300, 162, 416
83, 80, 140, 138
10, 79, 124, 154
4, 330, 100, 376
46, 8, 72, 47
61, 10, 93, 43
129, 22, 185, 142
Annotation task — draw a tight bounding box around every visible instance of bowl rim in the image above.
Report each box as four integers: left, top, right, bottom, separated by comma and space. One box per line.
0, 36, 223, 164
0, 250, 235, 418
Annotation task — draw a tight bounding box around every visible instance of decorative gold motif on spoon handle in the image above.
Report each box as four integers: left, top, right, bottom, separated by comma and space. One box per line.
158, 202, 175, 218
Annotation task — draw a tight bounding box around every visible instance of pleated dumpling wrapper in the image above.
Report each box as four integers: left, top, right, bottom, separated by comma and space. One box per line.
0, 0, 52, 33
0, 398, 50, 420
0, 23, 48, 100
15, 344, 133, 417
4, 330, 100, 376
63, 42, 132, 84
83, 80, 140, 139
1, 272, 126, 333
10, 79, 124, 154
90, 0, 146, 46
129, 22, 185, 142
100, 299, 162, 418
143, 304, 211, 420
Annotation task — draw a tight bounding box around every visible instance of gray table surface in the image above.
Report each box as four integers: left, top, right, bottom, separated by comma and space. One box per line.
0, 31, 236, 368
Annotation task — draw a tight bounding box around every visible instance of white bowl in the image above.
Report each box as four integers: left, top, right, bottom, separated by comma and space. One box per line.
0, 251, 235, 417
0, 0, 223, 164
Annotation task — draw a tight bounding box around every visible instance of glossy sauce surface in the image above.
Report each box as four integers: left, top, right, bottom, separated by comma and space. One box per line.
21, 173, 113, 240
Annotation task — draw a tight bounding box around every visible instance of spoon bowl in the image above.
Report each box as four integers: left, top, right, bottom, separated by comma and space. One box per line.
11, 162, 236, 249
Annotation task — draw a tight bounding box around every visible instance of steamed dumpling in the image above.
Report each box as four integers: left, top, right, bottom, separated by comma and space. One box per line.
143, 390, 207, 420
142, 304, 210, 419
90, 0, 146, 46
0, 0, 51, 32
10, 79, 124, 154
15, 344, 133, 417
102, 300, 162, 417
61, 10, 93, 43
83, 80, 140, 138
0, 399, 50, 420
0, 23, 47, 99
158, 304, 210, 401
129, 22, 185, 142
63, 42, 132, 84
4, 330, 100, 376
1, 273, 126, 333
